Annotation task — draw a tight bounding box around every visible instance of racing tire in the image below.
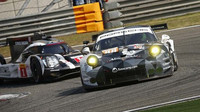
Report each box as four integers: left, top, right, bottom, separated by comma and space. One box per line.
167, 42, 178, 72
0, 54, 6, 65
0, 79, 4, 84
172, 53, 178, 71
30, 57, 43, 83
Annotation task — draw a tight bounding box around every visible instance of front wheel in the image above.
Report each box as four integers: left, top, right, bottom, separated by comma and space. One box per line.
171, 53, 178, 71
30, 57, 43, 83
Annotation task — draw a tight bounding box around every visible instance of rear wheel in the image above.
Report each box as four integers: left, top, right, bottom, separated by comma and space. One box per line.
172, 53, 178, 71
30, 57, 43, 83
0, 79, 4, 84
0, 55, 6, 84
0, 54, 6, 65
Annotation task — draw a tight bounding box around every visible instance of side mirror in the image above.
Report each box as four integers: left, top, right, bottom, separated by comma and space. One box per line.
22, 50, 33, 58
81, 47, 90, 55
92, 34, 98, 41
161, 34, 170, 43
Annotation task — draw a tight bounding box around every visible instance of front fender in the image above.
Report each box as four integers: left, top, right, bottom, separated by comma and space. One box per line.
26, 55, 45, 77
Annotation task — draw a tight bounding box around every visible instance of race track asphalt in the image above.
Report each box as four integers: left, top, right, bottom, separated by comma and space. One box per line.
0, 25, 200, 112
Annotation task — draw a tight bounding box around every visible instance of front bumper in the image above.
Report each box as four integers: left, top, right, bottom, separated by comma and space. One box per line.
82, 60, 173, 88
43, 66, 80, 79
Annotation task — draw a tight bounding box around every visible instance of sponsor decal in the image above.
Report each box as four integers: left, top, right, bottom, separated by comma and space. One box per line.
71, 55, 83, 63
109, 55, 141, 62
74, 57, 82, 63
110, 57, 122, 61
0, 67, 9, 74
112, 66, 137, 73
97, 28, 152, 42
133, 44, 143, 49
15, 41, 29, 45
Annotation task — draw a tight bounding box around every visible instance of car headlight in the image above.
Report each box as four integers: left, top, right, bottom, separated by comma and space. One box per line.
149, 45, 161, 57
87, 55, 99, 68
46, 56, 59, 68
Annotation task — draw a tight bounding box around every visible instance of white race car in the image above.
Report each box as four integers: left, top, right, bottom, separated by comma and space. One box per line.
0, 33, 83, 83
80, 25, 178, 90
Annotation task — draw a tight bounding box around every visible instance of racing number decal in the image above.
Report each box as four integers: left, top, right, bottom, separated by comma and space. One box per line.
102, 47, 119, 55
19, 64, 27, 78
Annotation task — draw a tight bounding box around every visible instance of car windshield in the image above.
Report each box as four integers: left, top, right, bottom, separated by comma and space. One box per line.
94, 32, 157, 51
42, 43, 73, 54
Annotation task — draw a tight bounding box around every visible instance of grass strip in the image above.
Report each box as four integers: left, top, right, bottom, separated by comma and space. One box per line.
141, 99, 200, 112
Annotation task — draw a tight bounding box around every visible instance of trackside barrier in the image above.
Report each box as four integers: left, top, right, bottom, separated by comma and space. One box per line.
73, 2, 104, 33
0, 7, 77, 41
0, 2, 104, 42
103, 0, 200, 29
0, 0, 200, 41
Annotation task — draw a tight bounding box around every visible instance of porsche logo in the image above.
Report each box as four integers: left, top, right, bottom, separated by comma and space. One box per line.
112, 68, 118, 73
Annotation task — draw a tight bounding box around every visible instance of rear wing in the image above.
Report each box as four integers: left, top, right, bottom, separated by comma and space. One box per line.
7, 33, 50, 62
151, 23, 168, 30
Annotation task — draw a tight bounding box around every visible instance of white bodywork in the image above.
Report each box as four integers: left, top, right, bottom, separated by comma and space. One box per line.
0, 41, 81, 79
0, 56, 43, 79
0, 41, 46, 79
80, 26, 177, 87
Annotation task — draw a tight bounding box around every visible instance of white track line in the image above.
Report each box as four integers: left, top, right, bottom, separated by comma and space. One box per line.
123, 95, 200, 112
0, 92, 31, 101
158, 25, 200, 33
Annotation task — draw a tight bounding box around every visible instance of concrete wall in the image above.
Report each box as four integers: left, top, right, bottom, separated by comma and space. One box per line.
0, 0, 115, 20
0, 0, 70, 20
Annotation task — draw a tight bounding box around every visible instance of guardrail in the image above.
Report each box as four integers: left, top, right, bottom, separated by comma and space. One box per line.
0, 0, 200, 41
103, 0, 200, 28
0, 2, 104, 42
0, 6, 76, 40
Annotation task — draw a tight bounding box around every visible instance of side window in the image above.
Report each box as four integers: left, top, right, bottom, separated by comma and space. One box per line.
28, 47, 40, 54
62, 44, 73, 54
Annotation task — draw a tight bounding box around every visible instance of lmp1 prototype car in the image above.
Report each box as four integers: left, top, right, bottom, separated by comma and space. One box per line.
0, 33, 82, 83
80, 25, 178, 90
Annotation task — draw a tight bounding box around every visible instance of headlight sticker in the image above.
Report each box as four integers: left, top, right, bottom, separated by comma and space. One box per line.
149, 45, 161, 57
87, 55, 99, 68
46, 56, 59, 68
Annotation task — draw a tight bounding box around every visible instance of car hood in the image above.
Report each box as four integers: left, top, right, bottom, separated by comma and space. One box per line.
100, 44, 148, 63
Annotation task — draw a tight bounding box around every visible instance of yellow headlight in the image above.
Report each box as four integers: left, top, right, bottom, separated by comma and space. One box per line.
87, 55, 99, 67
149, 45, 161, 57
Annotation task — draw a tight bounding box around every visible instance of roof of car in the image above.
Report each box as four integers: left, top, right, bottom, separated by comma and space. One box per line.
96, 26, 153, 42
100, 25, 151, 35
